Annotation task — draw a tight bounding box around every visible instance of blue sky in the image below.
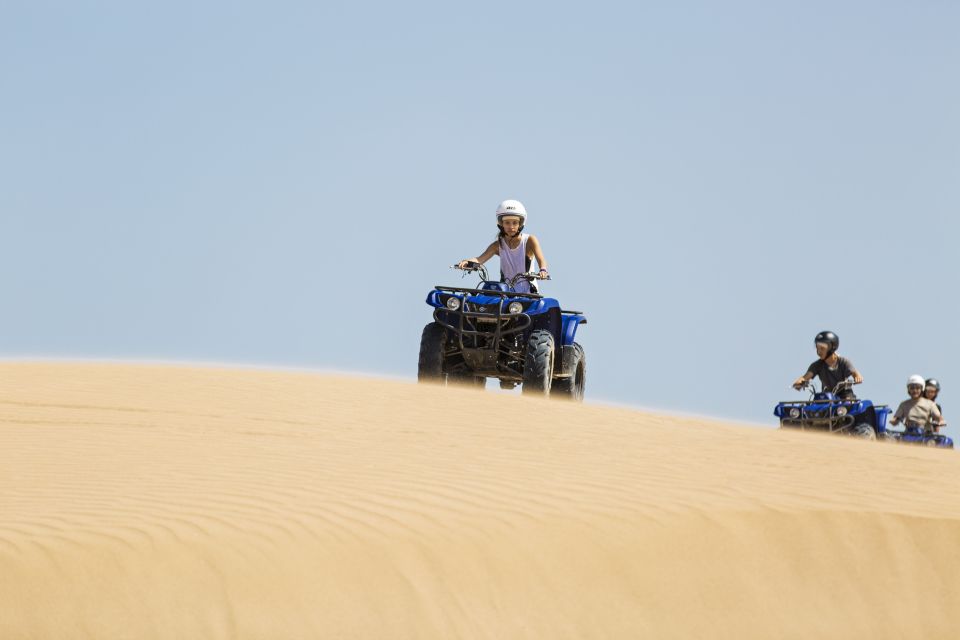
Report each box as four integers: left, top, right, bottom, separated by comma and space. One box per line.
2, 1, 958, 435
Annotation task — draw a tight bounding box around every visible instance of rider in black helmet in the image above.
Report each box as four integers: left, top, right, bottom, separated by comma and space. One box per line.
792, 331, 863, 399
925, 378, 944, 427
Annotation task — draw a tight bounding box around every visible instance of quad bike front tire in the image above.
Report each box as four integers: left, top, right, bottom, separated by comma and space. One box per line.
418, 322, 447, 383
552, 342, 585, 402
522, 330, 555, 396
852, 423, 876, 440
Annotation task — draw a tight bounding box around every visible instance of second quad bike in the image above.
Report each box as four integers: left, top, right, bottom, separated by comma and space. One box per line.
774, 380, 891, 440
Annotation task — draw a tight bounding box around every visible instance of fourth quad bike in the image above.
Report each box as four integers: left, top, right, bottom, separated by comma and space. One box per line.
418, 262, 587, 400
884, 422, 954, 449
774, 380, 891, 440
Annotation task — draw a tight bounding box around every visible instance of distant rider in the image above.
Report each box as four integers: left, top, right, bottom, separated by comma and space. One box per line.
891, 375, 945, 431
924, 378, 945, 430
457, 199, 549, 294
791, 331, 863, 400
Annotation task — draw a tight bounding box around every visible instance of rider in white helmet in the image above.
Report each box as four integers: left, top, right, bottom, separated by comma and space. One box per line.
891, 374, 945, 430
457, 199, 550, 294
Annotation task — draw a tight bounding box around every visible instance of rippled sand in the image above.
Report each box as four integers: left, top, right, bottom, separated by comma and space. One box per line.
1, 363, 958, 638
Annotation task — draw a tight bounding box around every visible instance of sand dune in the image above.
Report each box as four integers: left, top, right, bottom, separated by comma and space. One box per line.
1, 363, 959, 639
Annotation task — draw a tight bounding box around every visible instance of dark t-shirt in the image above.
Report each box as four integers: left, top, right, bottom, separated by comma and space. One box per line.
807, 356, 857, 394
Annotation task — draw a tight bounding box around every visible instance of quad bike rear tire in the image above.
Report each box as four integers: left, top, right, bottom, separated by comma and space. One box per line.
852, 423, 876, 440
418, 322, 447, 383
552, 342, 585, 402
522, 330, 555, 396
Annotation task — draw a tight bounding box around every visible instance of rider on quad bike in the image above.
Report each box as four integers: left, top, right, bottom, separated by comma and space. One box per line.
457, 199, 549, 294
925, 378, 945, 425
891, 375, 945, 431
792, 331, 863, 400
418, 202, 586, 398
885, 375, 953, 448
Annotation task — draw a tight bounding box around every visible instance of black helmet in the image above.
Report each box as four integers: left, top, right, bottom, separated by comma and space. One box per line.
925, 378, 941, 391
814, 331, 839, 355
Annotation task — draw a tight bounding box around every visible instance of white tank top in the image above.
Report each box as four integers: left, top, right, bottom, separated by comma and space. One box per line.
499, 234, 532, 293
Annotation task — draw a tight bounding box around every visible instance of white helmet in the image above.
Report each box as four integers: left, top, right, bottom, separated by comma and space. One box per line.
907, 374, 925, 387
495, 199, 527, 224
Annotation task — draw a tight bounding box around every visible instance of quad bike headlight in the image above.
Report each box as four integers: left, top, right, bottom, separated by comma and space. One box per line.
446, 297, 461, 311
836, 406, 848, 416
507, 301, 523, 314
789, 408, 801, 419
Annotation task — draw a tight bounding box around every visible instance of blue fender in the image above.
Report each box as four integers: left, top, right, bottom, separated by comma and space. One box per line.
873, 405, 892, 432
561, 313, 587, 347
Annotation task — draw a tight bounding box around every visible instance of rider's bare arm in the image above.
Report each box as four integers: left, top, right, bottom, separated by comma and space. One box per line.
890, 405, 905, 425
932, 405, 944, 426
793, 372, 814, 389
526, 234, 549, 274
459, 241, 499, 269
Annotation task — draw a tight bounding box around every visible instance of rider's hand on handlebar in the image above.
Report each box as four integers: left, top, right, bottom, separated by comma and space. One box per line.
538, 268, 550, 280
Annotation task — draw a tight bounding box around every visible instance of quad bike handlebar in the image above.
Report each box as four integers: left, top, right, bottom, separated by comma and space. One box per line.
452, 261, 490, 281
507, 271, 551, 288
451, 263, 551, 290
794, 379, 859, 396
898, 419, 948, 431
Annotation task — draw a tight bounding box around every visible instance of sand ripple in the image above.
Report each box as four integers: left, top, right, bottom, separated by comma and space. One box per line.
1, 363, 959, 638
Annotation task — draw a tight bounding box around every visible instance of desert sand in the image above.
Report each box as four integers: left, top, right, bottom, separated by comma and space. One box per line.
1, 362, 959, 639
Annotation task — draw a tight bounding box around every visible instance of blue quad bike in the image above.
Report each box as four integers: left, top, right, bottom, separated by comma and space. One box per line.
418, 262, 587, 400
885, 422, 954, 449
775, 381, 954, 448
774, 380, 891, 441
